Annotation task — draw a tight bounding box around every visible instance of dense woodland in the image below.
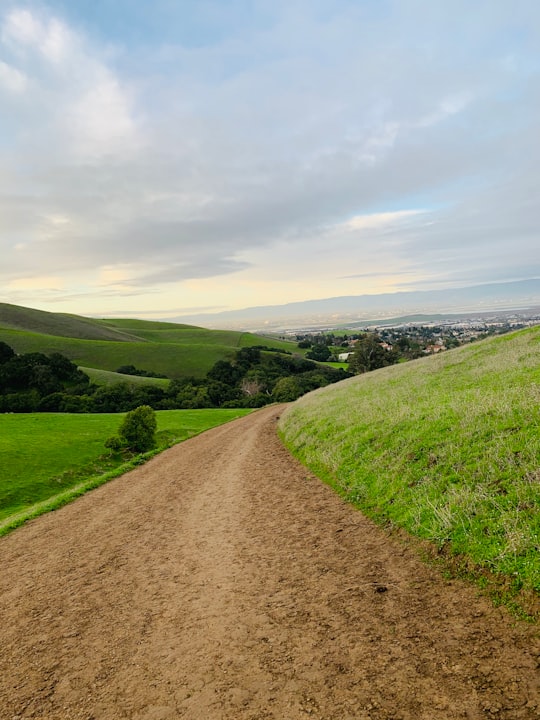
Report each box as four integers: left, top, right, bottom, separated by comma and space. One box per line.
0, 342, 350, 413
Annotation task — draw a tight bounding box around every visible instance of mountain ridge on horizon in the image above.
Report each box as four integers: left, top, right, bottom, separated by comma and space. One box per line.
168, 279, 540, 330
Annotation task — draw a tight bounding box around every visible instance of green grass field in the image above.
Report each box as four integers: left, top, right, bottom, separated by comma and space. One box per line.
80, 367, 171, 387
0, 408, 251, 532
325, 361, 349, 370
279, 326, 540, 608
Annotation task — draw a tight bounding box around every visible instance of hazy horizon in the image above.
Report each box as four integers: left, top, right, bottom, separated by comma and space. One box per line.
163, 278, 540, 330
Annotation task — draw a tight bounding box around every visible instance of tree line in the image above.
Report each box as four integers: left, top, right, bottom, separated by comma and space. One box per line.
0, 342, 350, 413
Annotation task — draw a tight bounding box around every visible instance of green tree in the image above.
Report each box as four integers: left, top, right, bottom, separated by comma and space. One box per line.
207, 360, 242, 386
348, 334, 398, 374
305, 345, 332, 362
29, 365, 62, 396
272, 376, 303, 402
118, 405, 157, 452
0, 342, 15, 364
235, 347, 261, 368
92, 383, 135, 412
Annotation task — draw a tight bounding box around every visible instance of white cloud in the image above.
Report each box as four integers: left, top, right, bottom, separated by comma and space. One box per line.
43, 214, 70, 226
2, 8, 72, 62
0, 7, 139, 160
344, 210, 426, 232
66, 68, 139, 158
2, 9, 42, 47
0, 59, 27, 92
416, 93, 472, 128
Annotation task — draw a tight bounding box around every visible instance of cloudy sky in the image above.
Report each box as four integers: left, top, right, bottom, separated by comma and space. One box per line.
0, 0, 538, 319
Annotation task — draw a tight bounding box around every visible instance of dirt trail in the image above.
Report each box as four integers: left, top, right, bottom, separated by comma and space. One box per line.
0, 405, 539, 720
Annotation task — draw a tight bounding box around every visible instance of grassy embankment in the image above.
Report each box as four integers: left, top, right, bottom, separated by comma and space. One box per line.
0, 303, 299, 381
0, 408, 251, 535
279, 326, 540, 615
80, 367, 171, 388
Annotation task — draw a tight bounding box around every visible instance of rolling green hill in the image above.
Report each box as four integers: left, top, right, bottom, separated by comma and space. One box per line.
0, 303, 143, 342
0, 303, 298, 379
80, 367, 171, 388
279, 326, 540, 611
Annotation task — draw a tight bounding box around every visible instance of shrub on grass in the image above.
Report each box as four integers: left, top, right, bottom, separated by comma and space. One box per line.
104, 435, 124, 453
118, 405, 157, 453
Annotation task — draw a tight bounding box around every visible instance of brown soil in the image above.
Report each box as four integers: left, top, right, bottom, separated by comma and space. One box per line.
1, 405, 539, 720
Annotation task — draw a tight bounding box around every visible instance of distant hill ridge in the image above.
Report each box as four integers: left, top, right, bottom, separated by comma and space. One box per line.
0, 302, 297, 380
0, 303, 145, 342
172, 278, 540, 330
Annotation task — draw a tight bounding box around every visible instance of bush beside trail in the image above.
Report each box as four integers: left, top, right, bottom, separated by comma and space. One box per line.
107, 405, 157, 453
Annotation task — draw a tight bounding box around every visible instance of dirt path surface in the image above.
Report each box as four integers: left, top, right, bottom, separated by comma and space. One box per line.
1, 405, 539, 720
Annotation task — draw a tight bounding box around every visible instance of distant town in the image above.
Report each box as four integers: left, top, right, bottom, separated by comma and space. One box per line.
281, 308, 540, 363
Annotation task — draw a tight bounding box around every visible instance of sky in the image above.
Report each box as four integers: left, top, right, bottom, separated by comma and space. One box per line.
0, 0, 539, 319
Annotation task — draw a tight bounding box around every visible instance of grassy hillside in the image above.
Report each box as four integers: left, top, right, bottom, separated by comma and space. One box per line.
0, 303, 143, 342
0, 328, 227, 378
0, 303, 298, 379
99, 318, 202, 331
80, 367, 170, 387
279, 326, 540, 607
101, 318, 297, 353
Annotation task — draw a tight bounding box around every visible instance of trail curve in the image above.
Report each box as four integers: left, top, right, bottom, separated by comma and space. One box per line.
0, 405, 538, 719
